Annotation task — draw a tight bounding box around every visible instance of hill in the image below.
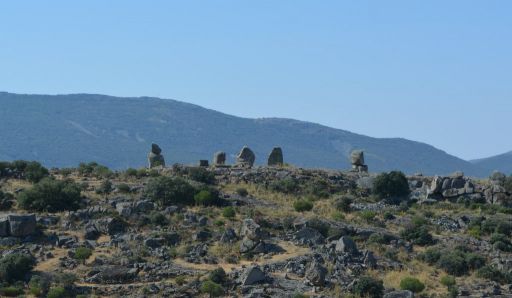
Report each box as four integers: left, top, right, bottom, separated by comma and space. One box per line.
471, 151, 512, 175
0, 92, 488, 176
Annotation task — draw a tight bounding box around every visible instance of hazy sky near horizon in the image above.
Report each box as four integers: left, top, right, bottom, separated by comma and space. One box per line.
1, 1, 511, 160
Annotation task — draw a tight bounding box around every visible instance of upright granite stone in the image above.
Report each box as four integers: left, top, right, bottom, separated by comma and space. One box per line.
198, 160, 209, 167
213, 151, 226, 166
148, 143, 165, 168
267, 147, 284, 166
350, 150, 368, 173
236, 146, 255, 167
8, 214, 36, 237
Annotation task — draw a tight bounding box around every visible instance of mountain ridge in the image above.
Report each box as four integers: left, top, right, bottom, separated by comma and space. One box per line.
0, 91, 496, 176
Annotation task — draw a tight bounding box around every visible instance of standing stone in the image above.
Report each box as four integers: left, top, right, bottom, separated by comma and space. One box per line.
350, 150, 368, 173
198, 160, 209, 167
148, 143, 165, 168
305, 260, 327, 286
8, 214, 36, 237
240, 266, 266, 285
213, 151, 226, 166
236, 146, 255, 167
335, 236, 358, 255
267, 147, 284, 166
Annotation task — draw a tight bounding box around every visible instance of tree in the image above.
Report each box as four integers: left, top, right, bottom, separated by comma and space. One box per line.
17, 178, 82, 212
24, 161, 49, 183
144, 176, 196, 206
373, 171, 410, 204
200, 280, 224, 297
0, 253, 35, 283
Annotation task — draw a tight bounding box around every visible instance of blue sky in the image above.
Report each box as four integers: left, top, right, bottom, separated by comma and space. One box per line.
1, 1, 511, 160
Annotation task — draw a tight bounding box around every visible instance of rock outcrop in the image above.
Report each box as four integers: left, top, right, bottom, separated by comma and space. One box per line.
267, 147, 284, 166
236, 146, 255, 168
350, 150, 368, 173
148, 143, 165, 168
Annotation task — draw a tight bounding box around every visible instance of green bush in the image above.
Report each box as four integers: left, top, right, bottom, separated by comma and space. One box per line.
476, 265, 512, 284
96, 179, 113, 195
17, 178, 82, 212
358, 210, 377, 222
187, 167, 215, 184
305, 179, 331, 198
78, 162, 112, 178
222, 206, 236, 219
46, 286, 69, 298
440, 275, 456, 288
24, 161, 49, 183
504, 176, 512, 193
373, 171, 410, 204
236, 187, 249, 197
149, 211, 168, 226
335, 196, 353, 213
144, 176, 196, 206
74, 247, 93, 262
399, 277, 425, 293
400, 218, 434, 246
269, 178, 300, 194
436, 249, 485, 276
0, 253, 35, 283
29, 275, 50, 297
417, 248, 441, 265
124, 168, 138, 177
194, 189, 220, 206
200, 280, 224, 297
353, 276, 384, 298
117, 183, 131, 193
0, 286, 23, 297
293, 199, 313, 212
208, 267, 226, 284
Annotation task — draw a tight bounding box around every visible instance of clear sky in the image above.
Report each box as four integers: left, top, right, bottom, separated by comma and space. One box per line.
1, 1, 511, 160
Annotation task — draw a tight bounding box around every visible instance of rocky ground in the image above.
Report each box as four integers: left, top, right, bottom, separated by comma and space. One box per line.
0, 162, 511, 298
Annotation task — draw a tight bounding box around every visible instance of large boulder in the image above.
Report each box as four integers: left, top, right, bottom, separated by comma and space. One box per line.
293, 227, 325, 246
88, 266, 138, 284
267, 147, 284, 166
8, 214, 36, 237
240, 266, 266, 285
240, 219, 264, 241
213, 151, 226, 166
350, 150, 365, 166
305, 261, 327, 286
148, 143, 165, 168
335, 236, 358, 255
236, 146, 255, 167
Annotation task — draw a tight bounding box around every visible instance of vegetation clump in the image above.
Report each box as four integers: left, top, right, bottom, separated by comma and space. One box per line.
144, 176, 196, 206
373, 171, 410, 204
18, 178, 82, 212
293, 198, 313, 212
399, 277, 425, 293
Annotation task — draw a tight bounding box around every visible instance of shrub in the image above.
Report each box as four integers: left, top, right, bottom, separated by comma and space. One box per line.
358, 210, 377, 222
476, 265, 512, 284
187, 167, 215, 184
335, 196, 353, 213
0, 287, 23, 297
17, 178, 82, 212
200, 280, 224, 297
149, 211, 168, 226
144, 176, 196, 206
373, 171, 410, 204
78, 162, 112, 178
353, 276, 384, 298
96, 179, 113, 195
29, 275, 50, 296
0, 253, 35, 282
305, 179, 331, 198
236, 187, 248, 197
399, 277, 425, 293
125, 168, 138, 177
465, 253, 485, 270
437, 251, 468, 276
117, 183, 131, 193
440, 275, 456, 288
293, 199, 313, 212
222, 206, 236, 219
74, 247, 93, 263
209, 267, 226, 284
46, 286, 69, 298
194, 189, 220, 206
400, 217, 434, 246
24, 161, 49, 183
418, 248, 441, 265
269, 178, 299, 194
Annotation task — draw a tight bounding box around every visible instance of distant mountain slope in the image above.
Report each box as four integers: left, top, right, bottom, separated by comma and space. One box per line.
0, 92, 488, 176
470, 151, 512, 175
